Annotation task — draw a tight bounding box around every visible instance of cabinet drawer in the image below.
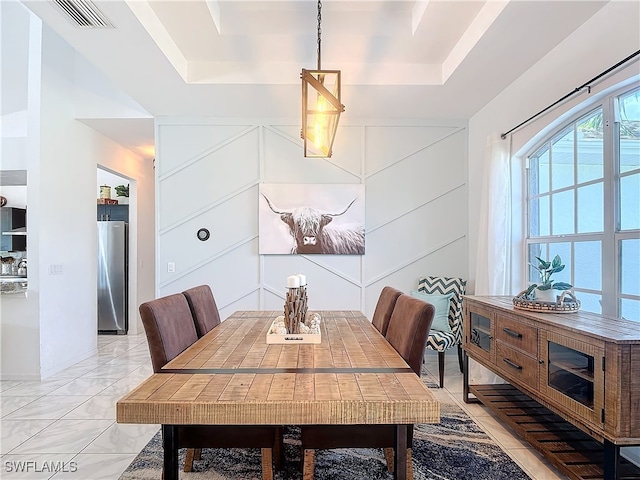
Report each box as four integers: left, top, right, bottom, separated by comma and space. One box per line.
496, 343, 539, 390
496, 315, 538, 356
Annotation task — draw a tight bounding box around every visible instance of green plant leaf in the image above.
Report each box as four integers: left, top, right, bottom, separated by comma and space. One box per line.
537, 284, 552, 291
551, 255, 562, 269
549, 265, 565, 275
552, 282, 573, 290
535, 256, 550, 269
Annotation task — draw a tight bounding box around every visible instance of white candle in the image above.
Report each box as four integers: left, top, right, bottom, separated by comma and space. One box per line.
297, 273, 307, 286
287, 275, 300, 288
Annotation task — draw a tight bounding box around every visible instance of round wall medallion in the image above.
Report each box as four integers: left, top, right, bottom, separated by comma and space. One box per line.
197, 228, 210, 241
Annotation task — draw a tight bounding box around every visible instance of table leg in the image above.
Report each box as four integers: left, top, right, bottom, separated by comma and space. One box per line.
603, 439, 619, 480
394, 424, 408, 480
462, 350, 479, 404
162, 425, 179, 480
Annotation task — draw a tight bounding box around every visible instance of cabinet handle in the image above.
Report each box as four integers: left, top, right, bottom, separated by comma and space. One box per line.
502, 358, 523, 370
503, 327, 523, 339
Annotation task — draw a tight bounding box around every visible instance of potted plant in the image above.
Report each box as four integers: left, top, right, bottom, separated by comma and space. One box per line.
115, 184, 129, 198
524, 254, 573, 303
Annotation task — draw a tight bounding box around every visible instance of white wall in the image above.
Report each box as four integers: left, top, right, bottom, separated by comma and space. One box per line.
1, 1, 156, 379
156, 117, 468, 318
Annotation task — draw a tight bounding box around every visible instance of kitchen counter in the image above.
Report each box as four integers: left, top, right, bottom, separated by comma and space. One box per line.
0, 275, 28, 294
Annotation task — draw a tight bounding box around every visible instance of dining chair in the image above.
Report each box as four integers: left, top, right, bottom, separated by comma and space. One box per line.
371, 286, 403, 337
300, 294, 435, 480
139, 294, 278, 479
182, 284, 221, 337
416, 276, 467, 388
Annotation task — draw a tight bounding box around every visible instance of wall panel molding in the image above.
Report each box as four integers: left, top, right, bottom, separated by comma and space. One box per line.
157, 118, 468, 317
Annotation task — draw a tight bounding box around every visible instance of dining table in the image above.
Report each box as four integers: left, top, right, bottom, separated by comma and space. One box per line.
116, 310, 440, 480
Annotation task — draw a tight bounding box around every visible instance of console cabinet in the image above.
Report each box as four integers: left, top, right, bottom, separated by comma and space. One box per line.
463, 295, 640, 480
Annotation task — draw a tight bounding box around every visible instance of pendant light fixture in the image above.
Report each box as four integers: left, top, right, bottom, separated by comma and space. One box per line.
301, 0, 345, 158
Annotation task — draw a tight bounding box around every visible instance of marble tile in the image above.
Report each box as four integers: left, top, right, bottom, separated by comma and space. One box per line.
82, 423, 160, 454
10, 419, 114, 454
46, 378, 119, 396
1, 419, 56, 454
451, 397, 494, 418
1, 380, 74, 397
49, 453, 137, 480
79, 364, 139, 379
0, 381, 24, 393
95, 377, 147, 397
472, 414, 531, 450
48, 363, 103, 380
3, 396, 93, 420
103, 352, 149, 366
506, 447, 568, 480
61, 396, 120, 420
0, 453, 76, 480
97, 343, 135, 357
1, 396, 42, 418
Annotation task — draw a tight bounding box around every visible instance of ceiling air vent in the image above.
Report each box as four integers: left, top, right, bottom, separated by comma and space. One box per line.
51, 0, 114, 28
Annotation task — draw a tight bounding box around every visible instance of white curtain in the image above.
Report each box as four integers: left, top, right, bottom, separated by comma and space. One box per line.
469, 132, 512, 383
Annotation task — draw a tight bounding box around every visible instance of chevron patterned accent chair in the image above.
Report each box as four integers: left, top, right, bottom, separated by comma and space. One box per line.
417, 276, 467, 388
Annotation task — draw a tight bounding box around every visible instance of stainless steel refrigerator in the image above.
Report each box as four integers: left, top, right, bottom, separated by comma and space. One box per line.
97, 221, 128, 334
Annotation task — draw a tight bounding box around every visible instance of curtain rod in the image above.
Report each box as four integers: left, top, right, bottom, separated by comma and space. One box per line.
500, 49, 640, 140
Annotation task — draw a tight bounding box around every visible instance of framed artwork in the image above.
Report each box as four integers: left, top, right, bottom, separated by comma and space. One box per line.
259, 183, 365, 255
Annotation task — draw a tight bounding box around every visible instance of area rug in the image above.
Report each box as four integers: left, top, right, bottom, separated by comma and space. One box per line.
119, 388, 532, 480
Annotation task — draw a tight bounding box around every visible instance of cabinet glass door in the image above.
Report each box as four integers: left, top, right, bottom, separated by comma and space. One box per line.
540, 331, 604, 425
470, 311, 492, 354
548, 342, 594, 408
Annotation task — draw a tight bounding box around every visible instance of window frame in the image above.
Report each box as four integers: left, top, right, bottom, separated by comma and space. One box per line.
523, 83, 640, 320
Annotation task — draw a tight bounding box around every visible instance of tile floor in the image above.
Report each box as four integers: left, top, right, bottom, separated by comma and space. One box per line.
0, 334, 567, 480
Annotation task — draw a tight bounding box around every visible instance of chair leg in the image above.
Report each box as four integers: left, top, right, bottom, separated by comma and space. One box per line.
383, 447, 413, 478
303, 449, 315, 480
273, 426, 284, 471
194, 448, 202, 461
184, 448, 196, 472
457, 344, 464, 373
438, 351, 445, 388
261, 448, 273, 480
384, 447, 394, 472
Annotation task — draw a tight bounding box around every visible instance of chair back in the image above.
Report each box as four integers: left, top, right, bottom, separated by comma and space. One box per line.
385, 294, 435, 374
139, 293, 199, 372
417, 276, 466, 343
182, 285, 221, 337
371, 286, 403, 336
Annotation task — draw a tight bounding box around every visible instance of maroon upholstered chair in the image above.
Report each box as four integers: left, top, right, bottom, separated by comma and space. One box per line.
300, 294, 435, 479
182, 284, 221, 337
371, 286, 403, 337
139, 294, 278, 478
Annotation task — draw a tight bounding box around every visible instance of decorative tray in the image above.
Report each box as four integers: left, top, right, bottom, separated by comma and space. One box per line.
266, 313, 322, 344
512, 290, 580, 313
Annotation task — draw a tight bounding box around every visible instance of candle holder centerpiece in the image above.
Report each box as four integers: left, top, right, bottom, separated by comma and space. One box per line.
267, 274, 321, 344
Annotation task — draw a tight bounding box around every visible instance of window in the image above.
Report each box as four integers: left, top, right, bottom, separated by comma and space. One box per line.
526, 85, 640, 321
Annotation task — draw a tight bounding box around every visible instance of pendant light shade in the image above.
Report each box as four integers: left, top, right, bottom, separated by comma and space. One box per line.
301, 69, 343, 158
301, 1, 345, 158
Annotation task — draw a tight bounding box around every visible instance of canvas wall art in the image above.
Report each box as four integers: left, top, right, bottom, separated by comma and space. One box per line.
259, 183, 365, 255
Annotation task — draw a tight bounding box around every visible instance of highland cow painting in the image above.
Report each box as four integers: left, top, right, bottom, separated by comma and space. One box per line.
259, 183, 365, 255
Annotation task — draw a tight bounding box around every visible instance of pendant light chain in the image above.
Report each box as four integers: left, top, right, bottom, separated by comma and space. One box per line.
316, 0, 322, 70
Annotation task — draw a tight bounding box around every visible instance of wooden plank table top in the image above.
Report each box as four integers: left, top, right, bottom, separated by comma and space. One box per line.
116, 310, 440, 426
